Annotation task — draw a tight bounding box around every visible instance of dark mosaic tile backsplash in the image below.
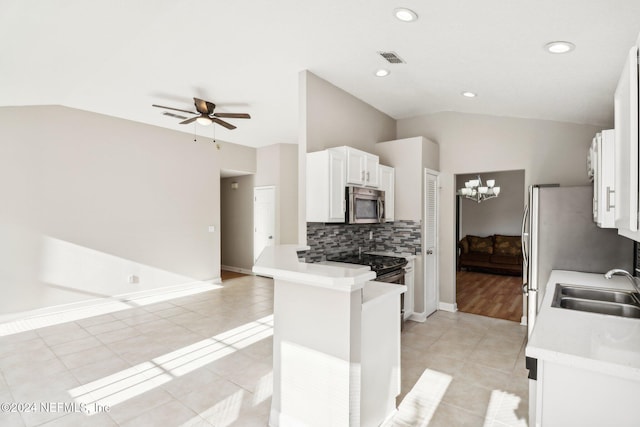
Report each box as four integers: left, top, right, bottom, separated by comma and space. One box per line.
300, 220, 422, 262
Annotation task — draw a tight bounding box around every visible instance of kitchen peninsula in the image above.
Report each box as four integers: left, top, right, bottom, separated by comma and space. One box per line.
253, 245, 406, 427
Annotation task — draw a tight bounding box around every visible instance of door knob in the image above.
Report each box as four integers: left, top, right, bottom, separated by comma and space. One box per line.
426, 249, 433, 255
268, 236, 273, 239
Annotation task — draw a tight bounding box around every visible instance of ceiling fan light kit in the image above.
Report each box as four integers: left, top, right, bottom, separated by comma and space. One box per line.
152, 97, 251, 130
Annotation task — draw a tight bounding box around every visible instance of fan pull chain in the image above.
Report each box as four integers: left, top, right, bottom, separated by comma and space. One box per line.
193, 123, 197, 142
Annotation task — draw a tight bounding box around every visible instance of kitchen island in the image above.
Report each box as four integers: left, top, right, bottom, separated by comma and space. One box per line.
526, 270, 640, 427
253, 245, 406, 427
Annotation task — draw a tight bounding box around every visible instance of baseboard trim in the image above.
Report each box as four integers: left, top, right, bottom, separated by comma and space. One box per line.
438, 302, 458, 312
408, 312, 427, 322
221, 265, 255, 275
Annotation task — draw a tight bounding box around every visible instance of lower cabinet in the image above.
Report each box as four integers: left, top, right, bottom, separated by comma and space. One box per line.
403, 259, 414, 320
534, 359, 640, 427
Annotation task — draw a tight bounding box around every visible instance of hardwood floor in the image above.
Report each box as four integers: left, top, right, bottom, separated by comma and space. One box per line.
221, 269, 248, 281
456, 270, 523, 322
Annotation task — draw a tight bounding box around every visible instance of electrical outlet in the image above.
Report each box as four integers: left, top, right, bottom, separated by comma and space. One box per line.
208, 225, 216, 232
369, 231, 373, 240
127, 275, 139, 284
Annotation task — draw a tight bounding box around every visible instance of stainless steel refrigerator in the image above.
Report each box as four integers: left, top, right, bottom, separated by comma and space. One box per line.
521, 185, 634, 426
522, 185, 633, 336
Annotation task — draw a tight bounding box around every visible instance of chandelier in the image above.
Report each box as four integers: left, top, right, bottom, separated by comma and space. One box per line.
458, 175, 501, 203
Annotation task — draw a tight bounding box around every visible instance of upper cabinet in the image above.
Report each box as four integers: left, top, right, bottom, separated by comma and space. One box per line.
306, 149, 346, 223
379, 165, 395, 222
337, 147, 380, 188
591, 130, 615, 228
614, 44, 640, 241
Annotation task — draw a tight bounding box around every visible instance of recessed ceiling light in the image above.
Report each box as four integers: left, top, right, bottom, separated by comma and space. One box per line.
461, 91, 477, 98
394, 8, 418, 22
375, 69, 390, 77
544, 41, 575, 54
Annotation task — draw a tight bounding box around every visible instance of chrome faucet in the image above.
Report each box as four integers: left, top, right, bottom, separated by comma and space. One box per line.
604, 269, 640, 294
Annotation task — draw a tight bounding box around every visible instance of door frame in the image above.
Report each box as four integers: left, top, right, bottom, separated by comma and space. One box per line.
253, 185, 277, 263
423, 168, 440, 318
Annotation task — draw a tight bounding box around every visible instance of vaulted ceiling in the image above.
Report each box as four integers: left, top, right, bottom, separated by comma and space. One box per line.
2, 0, 639, 148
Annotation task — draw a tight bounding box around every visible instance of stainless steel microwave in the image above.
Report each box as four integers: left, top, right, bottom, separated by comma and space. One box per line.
346, 186, 385, 224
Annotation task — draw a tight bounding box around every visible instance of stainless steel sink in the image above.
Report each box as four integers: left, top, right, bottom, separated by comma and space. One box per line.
551, 283, 640, 319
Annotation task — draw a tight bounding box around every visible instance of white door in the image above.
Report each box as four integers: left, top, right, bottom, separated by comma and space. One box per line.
424, 170, 439, 316
254, 186, 276, 262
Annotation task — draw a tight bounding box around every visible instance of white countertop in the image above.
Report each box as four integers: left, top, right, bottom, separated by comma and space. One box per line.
252, 245, 376, 291
526, 270, 640, 381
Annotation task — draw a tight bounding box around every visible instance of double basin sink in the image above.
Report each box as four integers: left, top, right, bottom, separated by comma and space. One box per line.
551, 283, 640, 319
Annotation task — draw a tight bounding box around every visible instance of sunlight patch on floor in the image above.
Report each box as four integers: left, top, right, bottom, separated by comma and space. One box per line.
484, 389, 527, 427
0, 281, 222, 336
68, 314, 273, 415
384, 369, 452, 427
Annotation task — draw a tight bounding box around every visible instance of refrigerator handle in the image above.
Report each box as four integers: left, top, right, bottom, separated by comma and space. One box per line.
521, 203, 529, 268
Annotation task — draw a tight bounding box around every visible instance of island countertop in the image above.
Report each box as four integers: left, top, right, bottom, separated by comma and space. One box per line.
526, 270, 640, 381
252, 244, 376, 291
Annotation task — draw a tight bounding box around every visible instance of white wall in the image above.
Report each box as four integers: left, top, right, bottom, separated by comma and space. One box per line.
0, 105, 255, 315
398, 111, 604, 305
256, 143, 299, 244
375, 136, 439, 221
221, 174, 255, 271
457, 170, 525, 237
299, 70, 397, 244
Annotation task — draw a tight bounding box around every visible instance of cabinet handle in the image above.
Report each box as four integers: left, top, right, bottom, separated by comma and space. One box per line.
361, 171, 365, 181
606, 187, 615, 211
367, 171, 370, 182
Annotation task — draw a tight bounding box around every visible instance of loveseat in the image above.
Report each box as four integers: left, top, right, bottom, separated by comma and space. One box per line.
458, 234, 523, 276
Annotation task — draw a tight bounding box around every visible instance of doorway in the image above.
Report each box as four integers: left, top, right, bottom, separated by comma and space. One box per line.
254, 186, 276, 262
455, 169, 525, 322
424, 169, 439, 317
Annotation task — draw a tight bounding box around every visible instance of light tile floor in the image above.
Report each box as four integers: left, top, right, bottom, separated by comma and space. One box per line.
0, 275, 528, 426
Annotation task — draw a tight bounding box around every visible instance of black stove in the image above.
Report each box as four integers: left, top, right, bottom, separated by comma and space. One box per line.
327, 253, 407, 277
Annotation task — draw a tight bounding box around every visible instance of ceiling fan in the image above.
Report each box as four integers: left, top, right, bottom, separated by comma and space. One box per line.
152, 97, 250, 129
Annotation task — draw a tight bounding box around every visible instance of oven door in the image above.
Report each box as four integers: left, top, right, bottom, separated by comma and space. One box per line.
375, 269, 405, 329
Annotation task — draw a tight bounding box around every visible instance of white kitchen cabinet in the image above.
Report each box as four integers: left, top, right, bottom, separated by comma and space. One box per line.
592, 129, 616, 228
338, 146, 380, 188
614, 44, 640, 241
534, 360, 640, 427
379, 165, 395, 222
403, 258, 414, 320
306, 149, 346, 223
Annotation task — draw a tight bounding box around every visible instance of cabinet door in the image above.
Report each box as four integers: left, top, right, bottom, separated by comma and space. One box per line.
403, 260, 414, 319
346, 148, 366, 186
328, 150, 347, 222
597, 130, 616, 228
365, 154, 380, 187
379, 165, 394, 222
614, 45, 640, 240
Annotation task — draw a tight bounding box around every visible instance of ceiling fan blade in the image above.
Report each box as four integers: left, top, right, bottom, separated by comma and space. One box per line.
179, 117, 198, 125
214, 113, 251, 119
193, 97, 216, 115
212, 118, 237, 130
152, 104, 197, 115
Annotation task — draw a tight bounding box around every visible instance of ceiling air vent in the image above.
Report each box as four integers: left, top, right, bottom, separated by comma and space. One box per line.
163, 112, 188, 120
378, 51, 405, 64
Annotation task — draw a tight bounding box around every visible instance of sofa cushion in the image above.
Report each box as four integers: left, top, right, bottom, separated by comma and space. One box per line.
459, 238, 469, 254
494, 235, 522, 257
467, 235, 494, 254
461, 252, 492, 263
490, 254, 522, 265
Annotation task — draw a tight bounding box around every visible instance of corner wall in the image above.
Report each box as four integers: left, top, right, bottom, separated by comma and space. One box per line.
0, 105, 254, 315
398, 111, 604, 306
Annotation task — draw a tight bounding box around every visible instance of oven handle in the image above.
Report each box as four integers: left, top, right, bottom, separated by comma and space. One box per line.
377, 197, 384, 222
